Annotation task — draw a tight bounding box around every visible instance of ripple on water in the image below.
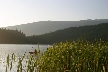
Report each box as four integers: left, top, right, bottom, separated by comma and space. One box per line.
0, 44, 49, 72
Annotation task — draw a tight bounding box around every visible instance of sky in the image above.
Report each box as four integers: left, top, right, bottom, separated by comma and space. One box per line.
0, 0, 108, 27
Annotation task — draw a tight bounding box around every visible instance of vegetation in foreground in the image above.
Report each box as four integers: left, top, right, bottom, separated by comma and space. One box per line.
6, 39, 108, 72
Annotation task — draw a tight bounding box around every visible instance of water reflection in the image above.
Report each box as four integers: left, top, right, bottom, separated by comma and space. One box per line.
0, 44, 49, 72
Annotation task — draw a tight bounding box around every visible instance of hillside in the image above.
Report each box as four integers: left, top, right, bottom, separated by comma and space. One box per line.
0, 23, 108, 44
0, 28, 29, 44
27, 23, 108, 44
3, 19, 108, 36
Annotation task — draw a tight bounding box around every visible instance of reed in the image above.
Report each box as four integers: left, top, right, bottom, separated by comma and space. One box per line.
6, 39, 108, 72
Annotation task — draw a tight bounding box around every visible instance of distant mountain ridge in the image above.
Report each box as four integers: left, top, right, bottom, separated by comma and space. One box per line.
0, 23, 108, 44
3, 19, 108, 36
28, 23, 108, 44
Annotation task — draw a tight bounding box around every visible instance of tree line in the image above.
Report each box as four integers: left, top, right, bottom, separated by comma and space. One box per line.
27, 23, 108, 44
0, 28, 29, 44
0, 23, 108, 44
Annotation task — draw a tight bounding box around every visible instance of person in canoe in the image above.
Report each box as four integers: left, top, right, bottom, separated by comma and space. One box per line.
29, 49, 37, 55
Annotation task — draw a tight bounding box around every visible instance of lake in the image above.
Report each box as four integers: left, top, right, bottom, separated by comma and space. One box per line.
0, 44, 49, 72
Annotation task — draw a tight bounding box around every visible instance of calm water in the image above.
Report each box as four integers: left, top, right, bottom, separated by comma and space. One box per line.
0, 44, 49, 72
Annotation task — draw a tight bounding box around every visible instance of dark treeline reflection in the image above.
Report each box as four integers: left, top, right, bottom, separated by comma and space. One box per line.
0, 23, 108, 44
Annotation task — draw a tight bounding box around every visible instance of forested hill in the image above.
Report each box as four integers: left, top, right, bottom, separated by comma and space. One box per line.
27, 23, 108, 44
4, 19, 108, 36
0, 23, 108, 44
0, 28, 29, 44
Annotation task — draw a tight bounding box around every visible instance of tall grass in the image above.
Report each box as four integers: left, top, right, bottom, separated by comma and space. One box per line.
6, 39, 108, 72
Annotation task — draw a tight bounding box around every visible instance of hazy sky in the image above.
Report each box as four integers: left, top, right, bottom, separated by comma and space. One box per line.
0, 0, 108, 27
